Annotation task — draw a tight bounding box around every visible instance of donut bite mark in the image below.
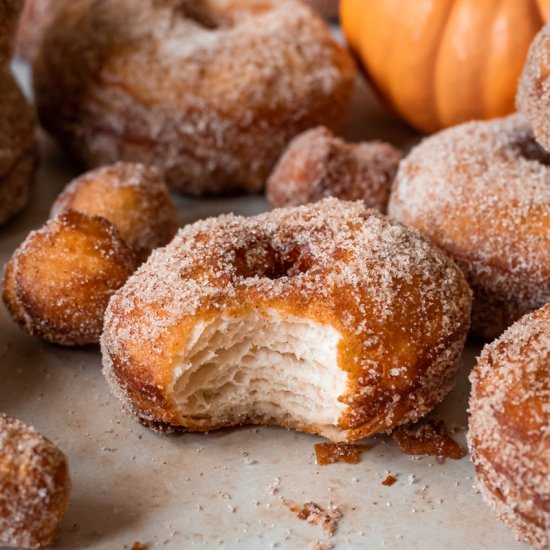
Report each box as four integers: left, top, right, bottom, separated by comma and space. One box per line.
3, 210, 137, 346
51, 162, 177, 263
32, 0, 356, 194
0, 414, 70, 550
389, 114, 550, 339
266, 126, 402, 213
468, 304, 550, 549
102, 198, 472, 442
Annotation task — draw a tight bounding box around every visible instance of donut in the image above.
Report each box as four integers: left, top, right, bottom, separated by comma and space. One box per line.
32, 0, 356, 195
0, 72, 37, 226
388, 114, 550, 339
3, 210, 137, 346
15, 0, 57, 60
101, 198, 472, 441
51, 162, 178, 262
0, 414, 70, 549
0, 0, 22, 64
517, 20, 550, 153
266, 126, 402, 212
468, 304, 550, 549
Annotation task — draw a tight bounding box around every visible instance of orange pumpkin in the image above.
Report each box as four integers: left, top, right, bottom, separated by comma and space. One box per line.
341, 0, 550, 133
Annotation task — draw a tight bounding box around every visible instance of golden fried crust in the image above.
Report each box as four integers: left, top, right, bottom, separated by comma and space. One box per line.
468, 305, 550, 549
267, 126, 402, 212
51, 162, 178, 262
3, 210, 138, 346
0, 414, 70, 550
388, 114, 550, 339
0, 0, 23, 64
102, 198, 472, 441
0, 71, 37, 226
32, 0, 356, 194
517, 21, 550, 153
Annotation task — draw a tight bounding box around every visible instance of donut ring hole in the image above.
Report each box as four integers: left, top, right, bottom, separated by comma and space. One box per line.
233, 240, 312, 280
510, 136, 550, 166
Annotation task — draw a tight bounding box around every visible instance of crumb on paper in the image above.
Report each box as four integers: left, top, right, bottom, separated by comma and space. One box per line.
311, 541, 334, 550
382, 473, 397, 486
130, 543, 146, 550
286, 500, 343, 537
392, 418, 466, 460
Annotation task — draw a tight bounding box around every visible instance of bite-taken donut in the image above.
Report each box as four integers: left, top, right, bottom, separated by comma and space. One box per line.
0, 72, 37, 226
15, 0, 57, 60
0, 0, 22, 65
388, 114, 550, 339
32, 0, 356, 195
518, 20, 550, 153
468, 304, 550, 549
51, 162, 178, 262
266, 126, 402, 212
102, 198, 472, 441
0, 414, 71, 549
3, 210, 137, 346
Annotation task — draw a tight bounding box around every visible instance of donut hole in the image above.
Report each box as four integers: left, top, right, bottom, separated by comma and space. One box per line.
172, 310, 347, 439
511, 137, 550, 166
233, 241, 311, 280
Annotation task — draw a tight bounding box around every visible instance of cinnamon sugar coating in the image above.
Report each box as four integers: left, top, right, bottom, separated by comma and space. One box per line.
389, 114, 550, 339
3, 210, 138, 346
266, 127, 402, 212
0, 415, 70, 549
102, 198, 471, 441
33, 0, 355, 195
517, 20, 550, 153
51, 162, 178, 262
468, 304, 550, 549
0, 8, 37, 226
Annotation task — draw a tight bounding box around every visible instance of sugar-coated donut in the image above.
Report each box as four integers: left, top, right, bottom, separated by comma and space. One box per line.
0, 72, 37, 226
0, 0, 22, 64
468, 304, 550, 549
266, 126, 402, 212
102, 198, 472, 442
32, 0, 356, 195
3, 210, 137, 346
51, 162, 178, 262
0, 414, 70, 550
388, 114, 550, 339
518, 20, 550, 153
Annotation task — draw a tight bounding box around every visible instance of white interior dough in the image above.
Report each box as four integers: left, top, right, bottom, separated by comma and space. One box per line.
171, 310, 347, 436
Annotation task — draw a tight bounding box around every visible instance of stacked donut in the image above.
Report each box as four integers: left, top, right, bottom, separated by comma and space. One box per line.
386, 20, 550, 548
0, 0, 37, 226
3, 162, 177, 346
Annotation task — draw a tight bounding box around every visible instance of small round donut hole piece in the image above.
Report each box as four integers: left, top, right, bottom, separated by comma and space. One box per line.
0, 414, 71, 550
266, 127, 402, 213
3, 210, 138, 346
51, 163, 178, 263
